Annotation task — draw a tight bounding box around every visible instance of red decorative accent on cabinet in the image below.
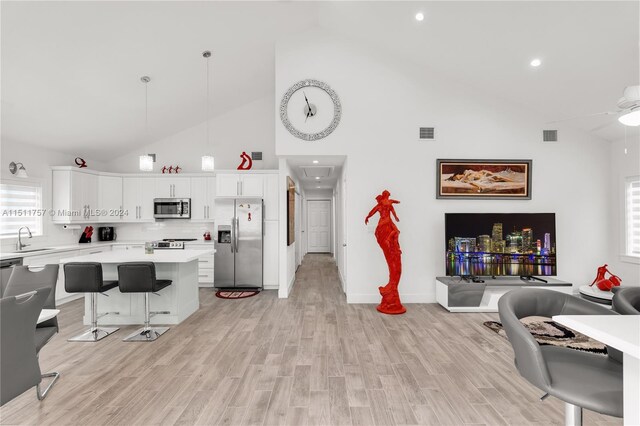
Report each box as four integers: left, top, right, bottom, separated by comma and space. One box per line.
365, 190, 406, 314
589, 264, 622, 292
237, 151, 253, 170
75, 157, 87, 168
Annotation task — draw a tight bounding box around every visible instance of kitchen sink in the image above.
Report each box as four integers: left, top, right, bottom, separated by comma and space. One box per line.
9, 248, 55, 254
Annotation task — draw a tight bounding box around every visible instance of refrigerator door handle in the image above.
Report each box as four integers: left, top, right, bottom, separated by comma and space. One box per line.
234, 216, 239, 252
230, 217, 236, 253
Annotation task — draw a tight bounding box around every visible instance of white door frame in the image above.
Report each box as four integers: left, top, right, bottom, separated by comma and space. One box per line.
306, 199, 332, 253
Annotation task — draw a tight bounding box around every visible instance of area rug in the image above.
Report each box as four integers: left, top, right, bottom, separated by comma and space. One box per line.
215, 290, 260, 300
484, 316, 607, 355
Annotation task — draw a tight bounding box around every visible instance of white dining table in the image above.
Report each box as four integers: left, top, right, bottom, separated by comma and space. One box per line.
38, 309, 60, 324
553, 315, 640, 426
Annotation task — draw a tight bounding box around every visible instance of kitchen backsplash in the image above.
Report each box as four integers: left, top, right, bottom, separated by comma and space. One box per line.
97, 221, 215, 242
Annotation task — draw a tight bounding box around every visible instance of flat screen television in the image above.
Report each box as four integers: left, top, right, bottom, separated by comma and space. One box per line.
445, 213, 556, 277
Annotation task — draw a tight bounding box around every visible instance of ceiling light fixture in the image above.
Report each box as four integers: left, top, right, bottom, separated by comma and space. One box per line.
312, 160, 319, 164
9, 162, 28, 178
201, 51, 215, 172
139, 76, 154, 172
415, 12, 425, 21
315, 177, 320, 180
619, 107, 640, 126
530, 58, 542, 67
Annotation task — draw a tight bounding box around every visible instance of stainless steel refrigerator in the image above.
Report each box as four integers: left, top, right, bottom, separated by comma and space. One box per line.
214, 198, 263, 289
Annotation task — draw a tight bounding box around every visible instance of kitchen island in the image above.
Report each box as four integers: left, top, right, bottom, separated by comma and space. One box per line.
61, 249, 214, 325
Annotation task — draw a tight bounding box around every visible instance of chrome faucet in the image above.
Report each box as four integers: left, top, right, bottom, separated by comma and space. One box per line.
16, 226, 32, 251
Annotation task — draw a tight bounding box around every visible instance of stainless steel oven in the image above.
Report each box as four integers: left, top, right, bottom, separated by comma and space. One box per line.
153, 198, 191, 219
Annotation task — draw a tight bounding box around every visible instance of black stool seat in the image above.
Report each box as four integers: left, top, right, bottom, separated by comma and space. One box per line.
101, 280, 119, 292
63, 262, 119, 342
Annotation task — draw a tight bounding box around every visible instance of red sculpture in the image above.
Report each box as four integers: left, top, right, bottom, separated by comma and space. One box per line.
75, 157, 87, 168
589, 264, 622, 292
365, 190, 406, 314
237, 151, 253, 170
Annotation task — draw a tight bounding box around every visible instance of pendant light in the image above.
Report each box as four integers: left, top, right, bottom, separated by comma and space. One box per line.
201, 50, 215, 172
139, 76, 154, 172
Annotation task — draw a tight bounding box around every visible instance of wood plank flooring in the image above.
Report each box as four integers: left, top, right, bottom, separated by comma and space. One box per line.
0, 254, 622, 425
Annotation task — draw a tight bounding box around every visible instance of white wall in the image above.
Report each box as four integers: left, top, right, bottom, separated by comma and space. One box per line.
106, 96, 277, 173
1, 140, 107, 251
278, 159, 304, 297
275, 30, 613, 303
609, 136, 640, 286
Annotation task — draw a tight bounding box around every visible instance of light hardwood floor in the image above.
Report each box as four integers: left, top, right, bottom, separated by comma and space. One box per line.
0, 254, 622, 425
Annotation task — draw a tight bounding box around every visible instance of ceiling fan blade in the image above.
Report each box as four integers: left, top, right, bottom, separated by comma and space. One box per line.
546, 110, 619, 124
589, 120, 618, 132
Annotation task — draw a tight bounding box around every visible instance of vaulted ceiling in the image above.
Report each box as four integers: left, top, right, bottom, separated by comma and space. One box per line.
2, 1, 638, 160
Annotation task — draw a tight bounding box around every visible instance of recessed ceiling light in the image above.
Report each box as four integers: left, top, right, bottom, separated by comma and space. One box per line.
312, 160, 319, 164
315, 177, 320, 180
530, 58, 542, 67
415, 12, 425, 21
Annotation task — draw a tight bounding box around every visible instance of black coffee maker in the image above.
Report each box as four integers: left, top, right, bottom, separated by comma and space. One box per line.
98, 227, 116, 241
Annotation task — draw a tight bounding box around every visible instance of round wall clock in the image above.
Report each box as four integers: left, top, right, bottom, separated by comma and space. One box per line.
280, 79, 341, 141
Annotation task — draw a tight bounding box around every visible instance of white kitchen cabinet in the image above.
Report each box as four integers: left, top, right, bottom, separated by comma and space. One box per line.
52, 169, 99, 223
185, 243, 215, 287
98, 175, 123, 222
263, 220, 279, 289
215, 173, 264, 197
263, 174, 279, 221
190, 177, 216, 221
155, 177, 191, 198
122, 177, 155, 222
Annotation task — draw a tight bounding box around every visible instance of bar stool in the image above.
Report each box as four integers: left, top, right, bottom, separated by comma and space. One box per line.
118, 262, 172, 342
64, 262, 119, 341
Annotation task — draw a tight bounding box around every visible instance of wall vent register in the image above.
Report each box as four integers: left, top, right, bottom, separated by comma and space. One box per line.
419, 127, 436, 140
543, 130, 558, 142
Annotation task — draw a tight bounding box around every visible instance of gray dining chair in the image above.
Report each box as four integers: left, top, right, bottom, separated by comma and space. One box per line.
612, 287, 640, 315
1, 288, 50, 406
498, 289, 623, 425
4, 265, 60, 399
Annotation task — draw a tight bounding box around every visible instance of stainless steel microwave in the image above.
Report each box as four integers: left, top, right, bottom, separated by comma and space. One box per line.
153, 198, 191, 219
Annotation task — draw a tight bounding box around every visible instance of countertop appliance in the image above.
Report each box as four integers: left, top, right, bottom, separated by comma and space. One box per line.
151, 238, 197, 250
153, 198, 191, 219
214, 198, 263, 289
1, 257, 22, 297
98, 226, 116, 241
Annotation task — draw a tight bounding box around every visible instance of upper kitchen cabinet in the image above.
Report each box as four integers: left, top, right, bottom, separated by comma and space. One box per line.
215, 173, 264, 197
155, 177, 191, 198
98, 175, 123, 222
52, 168, 99, 223
190, 176, 216, 221
122, 177, 155, 222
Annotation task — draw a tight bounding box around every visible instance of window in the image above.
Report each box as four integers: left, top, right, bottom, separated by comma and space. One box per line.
626, 176, 640, 257
0, 181, 43, 238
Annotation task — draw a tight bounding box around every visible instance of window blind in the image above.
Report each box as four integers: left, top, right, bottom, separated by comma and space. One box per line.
0, 182, 43, 238
626, 176, 640, 257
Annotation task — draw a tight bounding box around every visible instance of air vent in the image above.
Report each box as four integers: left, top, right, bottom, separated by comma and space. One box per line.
419, 127, 436, 140
301, 166, 334, 178
543, 130, 558, 142
251, 152, 263, 161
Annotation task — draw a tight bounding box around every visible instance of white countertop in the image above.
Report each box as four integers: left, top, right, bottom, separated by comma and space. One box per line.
553, 315, 640, 358
60, 248, 215, 264
1, 240, 215, 261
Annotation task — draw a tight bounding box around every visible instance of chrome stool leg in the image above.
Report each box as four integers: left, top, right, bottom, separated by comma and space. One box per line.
68, 293, 119, 342
565, 403, 583, 426
123, 292, 169, 342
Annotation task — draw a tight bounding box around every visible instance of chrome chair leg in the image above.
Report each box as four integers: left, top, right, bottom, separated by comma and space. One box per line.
565, 403, 582, 426
68, 293, 119, 342
123, 293, 169, 342
36, 371, 59, 400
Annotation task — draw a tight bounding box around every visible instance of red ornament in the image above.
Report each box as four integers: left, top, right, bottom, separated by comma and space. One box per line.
168, 166, 174, 174
365, 190, 406, 314
161, 166, 168, 174
237, 151, 253, 170
75, 157, 87, 168
589, 264, 622, 292
174, 166, 182, 174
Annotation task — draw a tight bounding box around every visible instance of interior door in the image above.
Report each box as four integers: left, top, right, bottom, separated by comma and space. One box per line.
307, 200, 331, 253
234, 199, 263, 287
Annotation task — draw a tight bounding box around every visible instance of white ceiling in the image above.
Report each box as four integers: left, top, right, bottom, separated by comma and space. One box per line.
286, 155, 346, 191
2, 2, 638, 161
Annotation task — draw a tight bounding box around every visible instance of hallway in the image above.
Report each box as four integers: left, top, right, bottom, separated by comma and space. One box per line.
0, 254, 619, 425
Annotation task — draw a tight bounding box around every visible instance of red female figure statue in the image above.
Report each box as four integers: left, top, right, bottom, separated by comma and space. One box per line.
365, 190, 406, 314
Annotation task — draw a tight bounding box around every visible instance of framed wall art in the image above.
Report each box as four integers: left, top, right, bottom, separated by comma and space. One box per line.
287, 176, 296, 246
436, 159, 532, 200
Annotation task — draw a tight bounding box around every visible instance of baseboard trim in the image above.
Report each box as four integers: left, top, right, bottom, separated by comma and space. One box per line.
346, 292, 436, 304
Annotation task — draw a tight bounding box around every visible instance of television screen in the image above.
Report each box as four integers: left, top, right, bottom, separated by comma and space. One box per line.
445, 213, 556, 277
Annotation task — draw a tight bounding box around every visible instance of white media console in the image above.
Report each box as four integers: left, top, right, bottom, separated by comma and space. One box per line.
435, 276, 573, 313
